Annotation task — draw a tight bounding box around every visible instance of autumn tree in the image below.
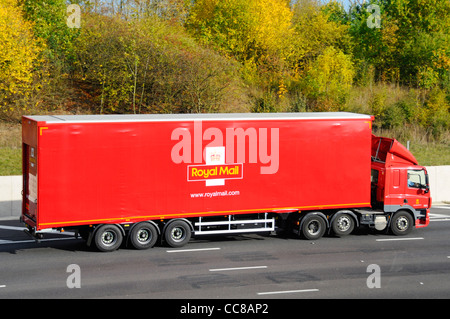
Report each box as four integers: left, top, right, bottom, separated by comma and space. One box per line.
0, 0, 42, 118
20, 0, 80, 71
73, 13, 244, 114
186, 0, 294, 64
288, 1, 354, 111
291, 0, 352, 67
349, 0, 450, 87
302, 46, 355, 110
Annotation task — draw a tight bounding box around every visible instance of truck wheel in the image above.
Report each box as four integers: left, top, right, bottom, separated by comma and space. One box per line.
129, 222, 158, 250
164, 220, 192, 248
94, 224, 123, 252
331, 214, 355, 236
390, 211, 413, 236
301, 215, 326, 240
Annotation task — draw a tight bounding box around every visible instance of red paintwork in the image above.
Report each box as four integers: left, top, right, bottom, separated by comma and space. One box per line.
371, 135, 418, 166
22, 114, 374, 231
371, 135, 430, 228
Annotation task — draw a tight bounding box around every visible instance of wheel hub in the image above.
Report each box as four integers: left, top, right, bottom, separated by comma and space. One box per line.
337, 216, 351, 232
396, 216, 409, 231
137, 229, 150, 243
307, 221, 320, 235
171, 227, 185, 242
101, 231, 116, 246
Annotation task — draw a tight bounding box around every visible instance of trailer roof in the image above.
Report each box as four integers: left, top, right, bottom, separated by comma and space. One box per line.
25, 112, 372, 123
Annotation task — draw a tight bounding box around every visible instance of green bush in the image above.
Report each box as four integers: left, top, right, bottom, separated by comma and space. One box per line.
422, 88, 450, 140
73, 14, 245, 114
251, 92, 277, 113
382, 103, 404, 129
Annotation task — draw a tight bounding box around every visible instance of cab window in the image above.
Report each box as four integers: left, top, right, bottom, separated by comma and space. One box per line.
407, 170, 426, 188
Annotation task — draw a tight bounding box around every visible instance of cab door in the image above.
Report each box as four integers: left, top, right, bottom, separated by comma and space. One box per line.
405, 168, 430, 210
384, 167, 405, 207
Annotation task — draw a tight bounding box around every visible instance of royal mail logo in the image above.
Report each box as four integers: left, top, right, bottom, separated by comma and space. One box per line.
187, 146, 243, 186
188, 164, 243, 182
171, 120, 279, 175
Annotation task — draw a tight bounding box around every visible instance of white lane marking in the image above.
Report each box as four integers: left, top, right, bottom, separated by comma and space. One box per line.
429, 213, 450, 218
433, 206, 450, 210
429, 213, 450, 221
257, 289, 319, 295
166, 247, 221, 253
0, 285, 6, 288
376, 237, 424, 242
209, 266, 267, 272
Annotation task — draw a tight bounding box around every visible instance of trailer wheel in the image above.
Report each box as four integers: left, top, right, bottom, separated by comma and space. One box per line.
94, 224, 123, 252
129, 222, 158, 250
300, 215, 326, 240
331, 213, 355, 236
390, 211, 413, 236
164, 220, 192, 248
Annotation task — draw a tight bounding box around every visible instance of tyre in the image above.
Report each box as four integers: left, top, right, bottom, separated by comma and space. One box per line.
164, 220, 192, 248
331, 213, 355, 236
129, 222, 158, 250
390, 211, 414, 236
94, 224, 123, 252
300, 214, 326, 240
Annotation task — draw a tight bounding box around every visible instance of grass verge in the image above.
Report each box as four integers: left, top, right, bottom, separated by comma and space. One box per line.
0, 148, 22, 176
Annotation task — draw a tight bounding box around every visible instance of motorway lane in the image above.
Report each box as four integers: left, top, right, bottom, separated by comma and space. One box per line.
0, 207, 449, 299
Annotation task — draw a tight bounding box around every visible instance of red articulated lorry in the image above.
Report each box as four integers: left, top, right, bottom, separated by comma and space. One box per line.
21, 113, 431, 252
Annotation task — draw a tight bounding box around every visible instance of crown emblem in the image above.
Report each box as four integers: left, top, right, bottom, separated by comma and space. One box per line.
210, 152, 221, 162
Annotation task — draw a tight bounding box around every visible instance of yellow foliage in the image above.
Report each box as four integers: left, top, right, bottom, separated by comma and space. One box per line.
433, 48, 450, 71
187, 0, 294, 62
304, 46, 354, 107
0, 0, 42, 107
291, 0, 350, 67
249, 0, 294, 58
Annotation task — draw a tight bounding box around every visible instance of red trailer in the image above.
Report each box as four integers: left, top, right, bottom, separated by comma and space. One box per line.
21, 113, 430, 251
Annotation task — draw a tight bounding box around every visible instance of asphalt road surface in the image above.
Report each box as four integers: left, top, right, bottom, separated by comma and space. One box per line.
1, 206, 449, 301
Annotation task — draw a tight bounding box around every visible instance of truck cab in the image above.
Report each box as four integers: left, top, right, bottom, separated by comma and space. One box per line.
371, 135, 430, 232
